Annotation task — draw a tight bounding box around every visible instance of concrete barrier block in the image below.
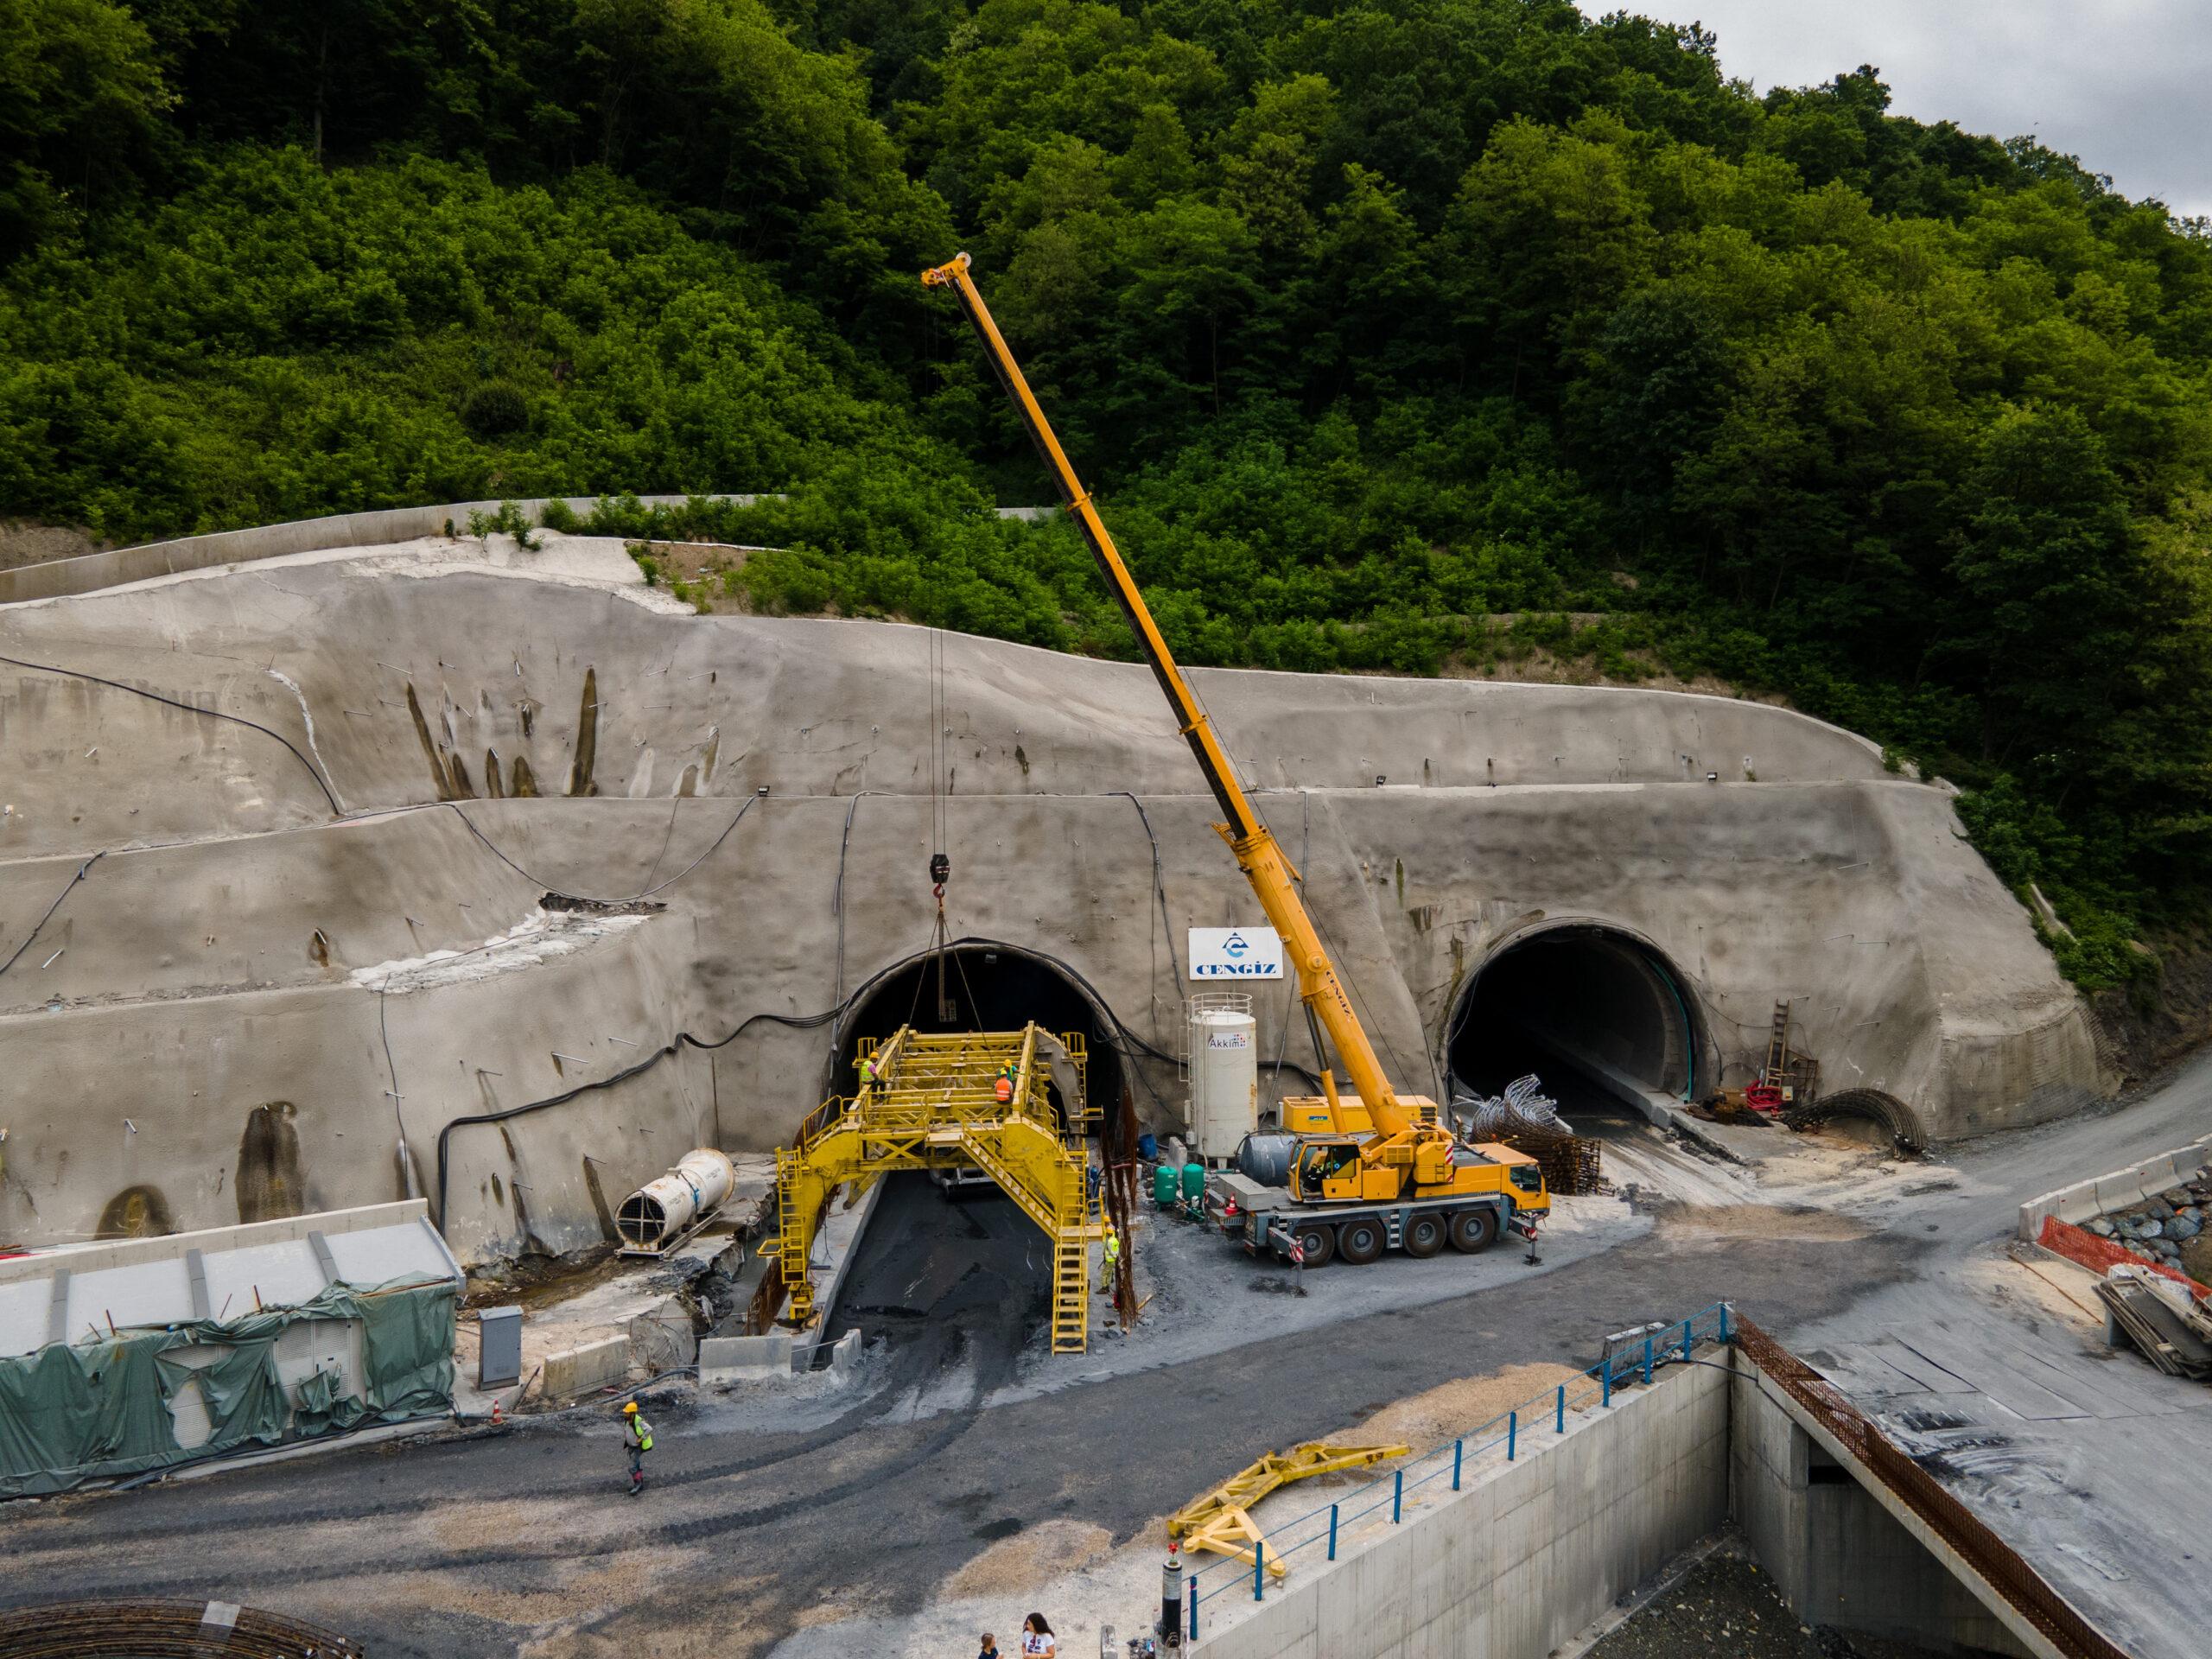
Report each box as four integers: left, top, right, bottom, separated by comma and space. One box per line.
699, 1333, 792, 1382
542, 1336, 631, 1400
830, 1329, 862, 1373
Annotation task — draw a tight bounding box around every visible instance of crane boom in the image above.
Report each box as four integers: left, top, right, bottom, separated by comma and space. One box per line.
922, 251, 1411, 1135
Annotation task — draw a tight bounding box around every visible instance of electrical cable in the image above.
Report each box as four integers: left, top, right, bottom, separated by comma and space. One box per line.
444, 791, 761, 906
0, 850, 105, 982
433, 1001, 855, 1227
831, 790, 893, 1008
0, 651, 341, 814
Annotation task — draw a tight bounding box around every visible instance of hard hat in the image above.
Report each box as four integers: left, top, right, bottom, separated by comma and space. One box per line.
622, 1401, 639, 1414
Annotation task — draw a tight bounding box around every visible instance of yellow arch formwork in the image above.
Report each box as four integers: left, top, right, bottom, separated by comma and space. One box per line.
775, 1023, 1104, 1353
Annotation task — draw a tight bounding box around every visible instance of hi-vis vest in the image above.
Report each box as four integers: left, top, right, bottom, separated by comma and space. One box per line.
629, 1417, 654, 1452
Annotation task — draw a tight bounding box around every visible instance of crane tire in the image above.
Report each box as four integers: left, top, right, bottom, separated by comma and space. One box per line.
1338, 1218, 1384, 1265
1291, 1222, 1334, 1268
1449, 1208, 1498, 1253
1403, 1213, 1446, 1258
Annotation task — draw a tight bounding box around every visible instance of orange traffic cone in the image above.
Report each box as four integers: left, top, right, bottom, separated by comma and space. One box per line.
490, 1399, 505, 1427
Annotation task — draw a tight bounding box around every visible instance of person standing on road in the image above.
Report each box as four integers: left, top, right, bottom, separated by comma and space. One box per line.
621, 1400, 654, 1497
1020, 1613, 1056, 1658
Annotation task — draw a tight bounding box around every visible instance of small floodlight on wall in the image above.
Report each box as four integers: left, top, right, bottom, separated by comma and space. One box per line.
1706, 772, 1719, 784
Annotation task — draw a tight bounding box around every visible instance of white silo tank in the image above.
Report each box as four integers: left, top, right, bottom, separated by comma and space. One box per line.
1189, 995, 1259, 1160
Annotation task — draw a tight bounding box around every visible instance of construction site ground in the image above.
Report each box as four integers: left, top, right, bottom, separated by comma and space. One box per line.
6, 1059, 2210, 1658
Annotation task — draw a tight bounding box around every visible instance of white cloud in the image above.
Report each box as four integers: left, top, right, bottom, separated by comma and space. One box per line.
1598, 1, 2212, 219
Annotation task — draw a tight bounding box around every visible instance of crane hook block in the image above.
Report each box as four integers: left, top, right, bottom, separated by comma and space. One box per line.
930, 851, 951, 886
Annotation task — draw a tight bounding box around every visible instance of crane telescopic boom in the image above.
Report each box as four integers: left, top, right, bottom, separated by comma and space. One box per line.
921, 251, 1413, 1136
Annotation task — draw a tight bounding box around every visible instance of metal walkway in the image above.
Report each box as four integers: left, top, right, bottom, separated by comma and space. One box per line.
775, 1024, 1104, 1352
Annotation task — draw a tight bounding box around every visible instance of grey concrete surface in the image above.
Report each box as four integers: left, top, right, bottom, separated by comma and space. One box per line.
0, 534, 2107, 1264
1190, 1361, 1731, 1659
1732, 1358, 2039, 1657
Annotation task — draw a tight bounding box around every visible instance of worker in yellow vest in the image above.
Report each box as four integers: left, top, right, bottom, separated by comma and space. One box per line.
621, 1400, 654, 1497
1102, 1224, 1121, 1280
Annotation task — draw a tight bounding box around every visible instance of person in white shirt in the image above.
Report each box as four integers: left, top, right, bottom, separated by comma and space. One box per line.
1019, 1612, 1056, 1658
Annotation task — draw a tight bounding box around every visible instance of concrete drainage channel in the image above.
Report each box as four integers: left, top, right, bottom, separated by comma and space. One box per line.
1186, 1316, 2114, 1659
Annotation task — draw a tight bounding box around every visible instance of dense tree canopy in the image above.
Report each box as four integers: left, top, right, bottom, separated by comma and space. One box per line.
4, 0, 2210, 989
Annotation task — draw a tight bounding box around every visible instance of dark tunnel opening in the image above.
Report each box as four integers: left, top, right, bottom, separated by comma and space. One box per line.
833, 943, 1126, 1130
1446, 925, 1701, 1122
819, 944, 1127, 1363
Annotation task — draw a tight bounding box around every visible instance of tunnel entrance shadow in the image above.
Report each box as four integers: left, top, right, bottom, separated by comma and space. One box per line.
1446, 925, 1705, 1122
831, 942, 1125, 1119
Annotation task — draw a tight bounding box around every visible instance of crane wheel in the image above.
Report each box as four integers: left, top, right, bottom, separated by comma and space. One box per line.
1449, 1208, 1498, 1253
1291, 1222, 1335, 1268
1403, 1213, 1446, 1258
1338, 1218, 1384, 1265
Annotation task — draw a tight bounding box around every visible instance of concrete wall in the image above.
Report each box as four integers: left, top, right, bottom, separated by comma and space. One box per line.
0, 537, 2113, 1261
1731, 1363, 2045, 1659
1191, 1362, 1732, 1659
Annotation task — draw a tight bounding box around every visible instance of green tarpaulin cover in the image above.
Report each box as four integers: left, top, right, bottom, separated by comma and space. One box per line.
0, 1274, 456, 1497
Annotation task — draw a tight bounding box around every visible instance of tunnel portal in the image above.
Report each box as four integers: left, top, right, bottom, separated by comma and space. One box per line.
1446, 925, 1703, 1121
833, 943, 1126, 1126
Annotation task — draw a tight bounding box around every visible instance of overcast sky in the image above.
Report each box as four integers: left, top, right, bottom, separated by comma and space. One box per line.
1605, 2, 2212, 219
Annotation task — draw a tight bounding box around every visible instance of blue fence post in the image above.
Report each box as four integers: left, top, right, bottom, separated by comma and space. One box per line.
1393, 1467, 1404, 1522
1681, 1318, 1694, 1361
1328, 1503, 1339, 1560
1507, 1410, 1517, 1461
1254, 1541, 1265, 1601
1643, 1334, 1655, 1384
1555, 1383, 1566, 1433
1602, 1362, 1612, 1408
1719, 1302, 1732, 1343
1189, 1579, 1199, 1642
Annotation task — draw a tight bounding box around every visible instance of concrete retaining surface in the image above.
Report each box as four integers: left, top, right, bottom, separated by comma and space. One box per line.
0, 542, 2112, 1262
1192, 1362, 1731, 1659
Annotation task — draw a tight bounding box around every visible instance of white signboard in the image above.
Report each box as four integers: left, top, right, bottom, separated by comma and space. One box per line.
1188, 926, 1284, 980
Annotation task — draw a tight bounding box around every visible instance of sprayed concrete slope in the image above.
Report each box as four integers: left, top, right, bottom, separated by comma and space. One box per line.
0, 532, 2110, 1262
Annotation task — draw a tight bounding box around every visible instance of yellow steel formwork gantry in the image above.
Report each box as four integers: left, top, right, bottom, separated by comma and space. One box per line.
775, 1023, 1105, 1353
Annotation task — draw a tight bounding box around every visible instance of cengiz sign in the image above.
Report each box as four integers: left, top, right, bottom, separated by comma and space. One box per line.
1187, 926, 1284, 979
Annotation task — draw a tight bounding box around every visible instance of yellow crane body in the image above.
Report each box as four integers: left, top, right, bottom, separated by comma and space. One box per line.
775, 1023, 1104, 1352
922, 251, 1548, 1228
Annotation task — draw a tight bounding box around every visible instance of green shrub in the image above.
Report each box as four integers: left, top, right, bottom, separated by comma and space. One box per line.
460, 381, 530, 440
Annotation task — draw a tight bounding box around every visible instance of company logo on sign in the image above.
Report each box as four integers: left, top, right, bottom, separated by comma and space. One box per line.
1206, 1029, 1253, 1049
1188, 927, 1284, 980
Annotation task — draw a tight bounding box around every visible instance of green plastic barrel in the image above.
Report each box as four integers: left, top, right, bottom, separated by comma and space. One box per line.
1154, 1163, 1179, 1206
1181, 1161, 1207, 1205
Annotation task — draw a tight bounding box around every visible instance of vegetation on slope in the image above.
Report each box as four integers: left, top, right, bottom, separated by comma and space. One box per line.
4, 0, 2211, 993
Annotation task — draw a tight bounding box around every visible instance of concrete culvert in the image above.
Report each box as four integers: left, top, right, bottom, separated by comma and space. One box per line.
833, 942, 1125, 1125
1446, 924, 1703, 1123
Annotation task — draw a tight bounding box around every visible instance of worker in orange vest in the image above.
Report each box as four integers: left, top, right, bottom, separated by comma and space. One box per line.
995, 1065, 1014, 1105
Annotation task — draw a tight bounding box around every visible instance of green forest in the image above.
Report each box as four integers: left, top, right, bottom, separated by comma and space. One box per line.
5, 0, 2211, 992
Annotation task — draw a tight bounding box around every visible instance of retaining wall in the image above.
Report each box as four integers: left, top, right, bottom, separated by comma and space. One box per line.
1191, 1361, 1731, 1659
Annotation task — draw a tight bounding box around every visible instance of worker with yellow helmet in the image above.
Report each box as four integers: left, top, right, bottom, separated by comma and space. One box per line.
620, 1400, 654, 1497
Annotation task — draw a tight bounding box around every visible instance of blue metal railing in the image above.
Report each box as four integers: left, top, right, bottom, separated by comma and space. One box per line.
1184, 1300, 1733, 1636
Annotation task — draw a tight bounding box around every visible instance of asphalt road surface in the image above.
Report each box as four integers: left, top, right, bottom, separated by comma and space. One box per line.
3, 1062, 2207, 1657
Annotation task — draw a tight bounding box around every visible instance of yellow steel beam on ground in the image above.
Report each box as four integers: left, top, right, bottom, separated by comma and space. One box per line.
1182, 1506, 1285, 1579
1168, 1441, 1411, 1542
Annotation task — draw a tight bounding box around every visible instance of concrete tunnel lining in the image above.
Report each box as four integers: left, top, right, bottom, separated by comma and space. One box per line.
1446, 922, 1708, 1122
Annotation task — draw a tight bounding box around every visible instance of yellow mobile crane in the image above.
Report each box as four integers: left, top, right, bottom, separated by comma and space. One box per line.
923, 253, 1548, 1268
